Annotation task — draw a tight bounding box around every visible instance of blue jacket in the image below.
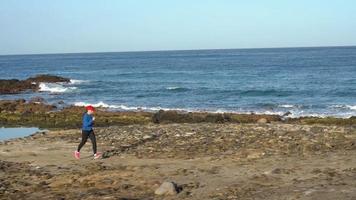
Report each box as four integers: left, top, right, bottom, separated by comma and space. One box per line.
82, 113, 94, 131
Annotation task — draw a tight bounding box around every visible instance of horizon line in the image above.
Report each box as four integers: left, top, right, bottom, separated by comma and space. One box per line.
1, 44, 356, 57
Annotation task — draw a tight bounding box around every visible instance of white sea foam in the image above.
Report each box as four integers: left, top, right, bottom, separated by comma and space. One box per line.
166, 86, 181, 90
74, 101, 116, 108
347, 105, 356, 110
278, 104, 295, 108
39, 83, 77, 93
284, 110, 354, 119
330, 105, 356, 110
210, 109, 229, 113
253, 110, 286, 116
73, 101, 188, 112
72, 102, 356, 118
69, 79, 88, 84
330, 105, 345, 108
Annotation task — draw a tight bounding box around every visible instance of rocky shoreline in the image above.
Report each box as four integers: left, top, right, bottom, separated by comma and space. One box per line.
0, 123, 355, 199
0, 99, 355, 129
1, 75, 356, 199
1, 75, 355, 129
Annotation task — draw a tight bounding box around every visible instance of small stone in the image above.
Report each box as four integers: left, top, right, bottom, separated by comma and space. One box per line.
247, 151, 265, 159
325, 142, 333, 148
154, 181, 178, 195
185, 132, 195, 136
271, 168, 282, 174
257, 118, 268, 123
143, 135, 152, 140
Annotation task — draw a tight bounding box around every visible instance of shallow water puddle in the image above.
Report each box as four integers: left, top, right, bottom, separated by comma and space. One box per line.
0, 127, 41, 141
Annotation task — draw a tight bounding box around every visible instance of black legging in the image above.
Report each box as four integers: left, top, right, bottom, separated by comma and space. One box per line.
77, 130, 97, 154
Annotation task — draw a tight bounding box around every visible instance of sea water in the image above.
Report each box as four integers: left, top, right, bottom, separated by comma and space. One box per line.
0, 46, 355, 118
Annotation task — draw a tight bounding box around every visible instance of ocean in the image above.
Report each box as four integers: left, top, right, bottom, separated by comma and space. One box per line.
1, 46, 355, 118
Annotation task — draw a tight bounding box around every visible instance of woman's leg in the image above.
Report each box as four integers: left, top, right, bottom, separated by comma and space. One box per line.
77, 131, 89, 152
88, 130, 97, 155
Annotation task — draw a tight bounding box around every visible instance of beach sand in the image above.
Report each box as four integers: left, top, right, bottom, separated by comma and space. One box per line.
1, 123, 356, 199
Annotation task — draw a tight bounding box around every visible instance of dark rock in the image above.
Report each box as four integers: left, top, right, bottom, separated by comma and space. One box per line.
29, 97, 46, 104
283, 111, 292, 117
0, 74, 70, 94
26, 74, 70, 83
0, 79, 36, 94
153, 110, 281, 124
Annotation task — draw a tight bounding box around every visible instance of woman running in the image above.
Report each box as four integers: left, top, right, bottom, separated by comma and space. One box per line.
74, 105, 101, 159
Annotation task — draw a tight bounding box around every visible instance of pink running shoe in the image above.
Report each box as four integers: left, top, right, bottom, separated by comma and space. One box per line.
94, 152, 101, 159
74, 151, 80, 159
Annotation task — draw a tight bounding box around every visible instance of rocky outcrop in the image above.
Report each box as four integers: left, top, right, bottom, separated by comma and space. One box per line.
0, 74, 70, 94
0, 99, 56, 114
0, 100, 153, 129
26, 74, 70, 83
0, 100, 355, 129
153, 110, 281, 124
0, 79, 37, 94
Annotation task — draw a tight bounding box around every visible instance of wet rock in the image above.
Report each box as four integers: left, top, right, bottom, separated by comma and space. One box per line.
26, 74, 70, 83
153, 110, 281, 124
282, 111, 292, 117
29, 96, 46, 104
0, 79, 37, 94
0, 75, 70, 94
0, 100, 152, 128
154, 181, 179, 195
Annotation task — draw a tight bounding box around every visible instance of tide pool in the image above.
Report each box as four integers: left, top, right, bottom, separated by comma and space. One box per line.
0, 127, 42, 141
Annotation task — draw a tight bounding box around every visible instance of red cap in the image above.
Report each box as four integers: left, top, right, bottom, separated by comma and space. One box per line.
85, 105, 95, 112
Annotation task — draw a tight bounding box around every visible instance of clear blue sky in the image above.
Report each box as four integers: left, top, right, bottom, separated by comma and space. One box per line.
1, 0, 356, 55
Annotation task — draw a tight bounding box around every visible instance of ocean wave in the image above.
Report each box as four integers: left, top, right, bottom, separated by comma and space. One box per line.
69, 79, 89, 84
71, 102, 356, 118
348, 105, 356, 110
39, 83, 77, 93
166, 86, 190, 92
330, 105, 356, 110
166, 86, 180, 90
73, 101, 187, 112
240, 89, 293, 97
71, 102, 284, 117
278, 104, 295, 108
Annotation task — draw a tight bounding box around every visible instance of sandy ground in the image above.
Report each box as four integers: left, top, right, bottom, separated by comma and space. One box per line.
0, 123, 356, 200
